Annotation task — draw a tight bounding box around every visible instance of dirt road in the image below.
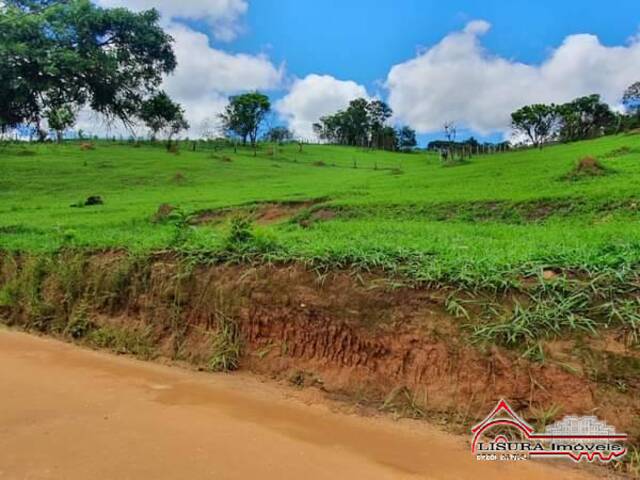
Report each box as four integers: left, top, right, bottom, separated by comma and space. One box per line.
0, 329, 596, 480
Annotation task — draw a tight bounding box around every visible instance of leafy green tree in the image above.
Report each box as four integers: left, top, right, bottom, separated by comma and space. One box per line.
138, 92, 189, 148
312, 98, 395, 149
367, 99, 392, 148
46, 105, 76, 143
344, 98, 370, 146
265, 126, 293, 143
219, 92, 271, 146
313, 110, 350, 144
557, 95, 615, 142
0, 0, 176, 134
397, 126, 417, 152
511, 104, 558, 148
378, 126, 397, 151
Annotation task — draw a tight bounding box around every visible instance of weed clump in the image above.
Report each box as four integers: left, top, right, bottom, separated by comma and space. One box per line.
166, 208, 194, 247
224, 216, 255, 248
85, 195, 104, 206
603, 146, 632, 158
87, 324, 155, 359
14, 149, 37, 157
152, 203, 176, 223
380, 386, 426, 419
207, 312, 242, 372
64, 303, 96, 339
70, 195, 104, 208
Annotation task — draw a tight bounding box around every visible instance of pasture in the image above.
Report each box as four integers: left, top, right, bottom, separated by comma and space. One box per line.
2, 134, 640, 287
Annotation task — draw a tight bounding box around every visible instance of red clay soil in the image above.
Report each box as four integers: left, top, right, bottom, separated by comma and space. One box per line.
190, 200, 324, 226
1, 253, 638, 442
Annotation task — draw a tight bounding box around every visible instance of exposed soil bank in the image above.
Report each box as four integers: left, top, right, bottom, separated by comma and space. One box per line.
0, 329, 597, 480
0, 252, 638, 462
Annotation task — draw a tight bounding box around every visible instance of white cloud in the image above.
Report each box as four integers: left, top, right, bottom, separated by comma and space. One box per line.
165, 24, 282, 100
97, 0, 248, 41
386, 21, 640, 135
276, 74, 369, 139
163, 24, 283, 135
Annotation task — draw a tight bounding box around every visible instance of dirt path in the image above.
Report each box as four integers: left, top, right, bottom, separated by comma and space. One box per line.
0, 329, 597, 480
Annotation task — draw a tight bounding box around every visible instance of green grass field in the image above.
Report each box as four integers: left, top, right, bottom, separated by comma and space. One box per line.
2, 134, 640, 286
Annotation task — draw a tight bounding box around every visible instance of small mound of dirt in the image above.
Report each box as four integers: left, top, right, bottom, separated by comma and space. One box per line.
152, 204, 176, 223
312, 161, 326, 167
255, 201, 326, 225
576, 157, 606, 174
79, 142, 95, 151
171, 172, 186, 184
299, 208, 337, 228
563, 157, 609, 181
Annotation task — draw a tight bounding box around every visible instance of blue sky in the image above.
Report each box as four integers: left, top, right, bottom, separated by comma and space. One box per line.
217, 0, 640, 143
228, 0, 640, 91
94, 0, 640, 145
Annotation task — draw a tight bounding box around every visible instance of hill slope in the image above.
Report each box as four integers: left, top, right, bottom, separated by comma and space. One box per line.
2, 134, 640, 284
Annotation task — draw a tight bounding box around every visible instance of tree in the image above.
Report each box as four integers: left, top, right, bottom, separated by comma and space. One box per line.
219, 92, 271, 147
265, 126, 293, 144
510, 104, 558, 148
138, 92, 189, 149
343, 98, 370, 147
46, 105, 76, 143
367, 100, 392, 149
397, 126, 417, 152
557, 95, 615, 142
0, 0, 176, 134
623, 82, 640, 115
312, 98, 394, 148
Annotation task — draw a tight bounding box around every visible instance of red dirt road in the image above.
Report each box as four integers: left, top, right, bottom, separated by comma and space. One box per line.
0, 329, 597, 479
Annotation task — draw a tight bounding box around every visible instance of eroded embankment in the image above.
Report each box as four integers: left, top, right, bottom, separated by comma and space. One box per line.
0, 251, 638, 453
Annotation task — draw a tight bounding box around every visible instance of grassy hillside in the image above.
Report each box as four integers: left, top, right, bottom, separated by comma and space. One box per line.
2, 134, 640, 285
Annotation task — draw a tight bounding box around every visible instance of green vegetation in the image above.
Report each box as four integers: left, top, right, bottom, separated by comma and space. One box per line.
2, 135, 640, 276
2, 134, 640, 354
207, 311, 242, 372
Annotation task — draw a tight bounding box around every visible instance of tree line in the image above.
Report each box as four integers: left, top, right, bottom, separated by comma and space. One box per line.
511, 85, 640, 148
3, 1, 639, 152
312, 99, 417, 151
